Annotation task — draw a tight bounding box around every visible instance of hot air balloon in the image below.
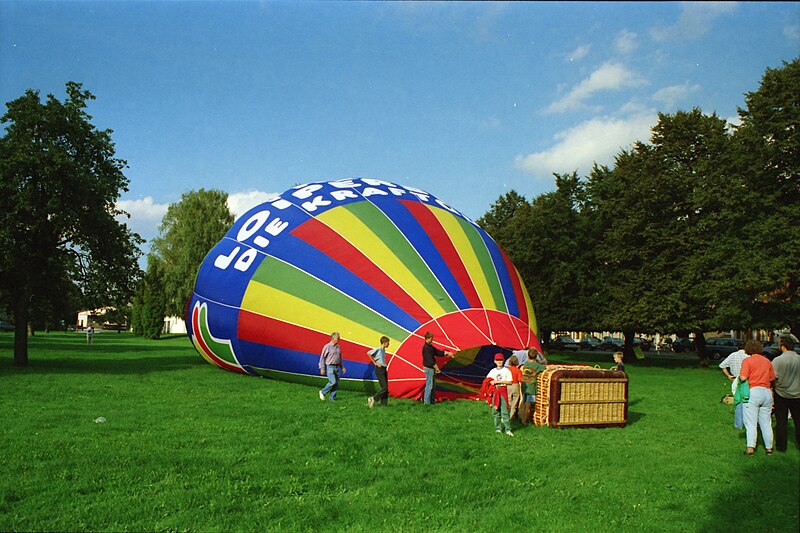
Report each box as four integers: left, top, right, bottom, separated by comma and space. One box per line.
187, 178, 541, 401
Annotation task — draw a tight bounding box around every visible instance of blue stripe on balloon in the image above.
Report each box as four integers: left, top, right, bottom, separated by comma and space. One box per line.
236, 339, 379, 380
476, 227, 520, 318
265, 233, 421, 333
369, 196, 471, 310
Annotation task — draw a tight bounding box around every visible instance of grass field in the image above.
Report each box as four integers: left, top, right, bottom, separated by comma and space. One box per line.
1, 332, 798, 532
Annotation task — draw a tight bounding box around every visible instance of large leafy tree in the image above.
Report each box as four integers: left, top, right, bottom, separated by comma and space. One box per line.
150, 189, 234, 317
732, 57, 800, 336
587, 110, 733, 361
0, 82, 142, 366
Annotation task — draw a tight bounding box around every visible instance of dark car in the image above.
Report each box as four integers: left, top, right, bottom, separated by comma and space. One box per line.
579, 337, 602, 351
633, 337, 652, 351
0, 320, 14, 332
704, 338, 745, 361
672, 337, 695, 353
762, 342, 781, 360
551, 336, 581, 351
600, 336, 624, 351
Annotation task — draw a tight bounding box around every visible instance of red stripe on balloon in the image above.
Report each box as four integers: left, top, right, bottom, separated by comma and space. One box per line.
291, 218, 432, 324
499, 249, 529, 325
400, 200, 483, 309
238, 309, 374, 364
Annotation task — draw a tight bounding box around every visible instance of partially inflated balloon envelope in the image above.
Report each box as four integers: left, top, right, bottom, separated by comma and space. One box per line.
187, 178, 542, 400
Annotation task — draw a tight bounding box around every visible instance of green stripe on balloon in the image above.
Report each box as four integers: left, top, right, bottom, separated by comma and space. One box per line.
250, 255, 409, 341
344, 201, 458, 313
197, 303, 239, 367
453, 215, 508, 313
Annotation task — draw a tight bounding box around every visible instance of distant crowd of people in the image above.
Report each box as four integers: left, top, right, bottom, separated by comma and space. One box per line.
719, 336, 800, 455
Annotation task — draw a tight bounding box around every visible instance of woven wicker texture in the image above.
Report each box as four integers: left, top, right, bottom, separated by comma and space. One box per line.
534, 365, 628, 428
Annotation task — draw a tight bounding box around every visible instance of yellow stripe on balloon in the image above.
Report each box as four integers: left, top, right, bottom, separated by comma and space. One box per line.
316, 207, 449, 318
241, 280, 406, 348
517, 269, 538, 334
429, 207, 498, 310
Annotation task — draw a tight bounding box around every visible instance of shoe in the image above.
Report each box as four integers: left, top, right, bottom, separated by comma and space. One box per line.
319, 391, 325, 401
367, 397, 375, 408
745, 447, 755, 455
496, 430, 502, 433
766, 449, 773, 456
506, 430, 515, 437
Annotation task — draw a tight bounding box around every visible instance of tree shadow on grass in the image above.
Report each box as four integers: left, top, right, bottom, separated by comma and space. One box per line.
0, 354, 204, 376
700, 446, 800, 532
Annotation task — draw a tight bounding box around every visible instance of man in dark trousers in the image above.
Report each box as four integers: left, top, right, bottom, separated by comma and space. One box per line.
772, 336, 800, 452
421, 332, 453, 405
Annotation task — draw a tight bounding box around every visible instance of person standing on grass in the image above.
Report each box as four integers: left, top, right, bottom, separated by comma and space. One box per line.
739, 340, 775, 456
506, 355, 522, 421
319, 332, 346, 402
487, 353, 514, 436
519, 354, 547, 425
367, 336, 390, 408
86, 325, 94, 345
772, 336, 800, 452
719, 345, 750, 429
421, 332, 453, 405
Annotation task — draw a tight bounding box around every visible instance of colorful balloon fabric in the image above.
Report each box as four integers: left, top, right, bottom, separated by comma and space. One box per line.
187, 178, 541, 400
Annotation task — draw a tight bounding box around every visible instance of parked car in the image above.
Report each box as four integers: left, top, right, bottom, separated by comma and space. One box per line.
579, 337, 602, 351
551, 336, 581, 351
762, 342, 781, 360
0, 320, 14, 332
672, 337, 695, 353
632, 337, 653, 351
600, 336, 624, 351
704, 338, 745, 361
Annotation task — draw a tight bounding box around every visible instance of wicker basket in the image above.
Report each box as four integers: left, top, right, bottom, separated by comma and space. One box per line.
533, 365, 628, 428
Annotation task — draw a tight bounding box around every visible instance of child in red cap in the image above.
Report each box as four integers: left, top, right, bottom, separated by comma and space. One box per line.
486, 353, 514, 436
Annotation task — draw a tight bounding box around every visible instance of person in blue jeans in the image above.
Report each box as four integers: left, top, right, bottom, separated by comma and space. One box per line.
367, 336, 391, 407
421, 332, 454, 404
319, 332, 346, 401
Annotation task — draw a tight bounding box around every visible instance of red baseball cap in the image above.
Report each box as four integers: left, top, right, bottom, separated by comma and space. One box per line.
494, 353, 505, 361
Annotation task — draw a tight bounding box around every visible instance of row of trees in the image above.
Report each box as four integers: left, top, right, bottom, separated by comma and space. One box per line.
478, 59, 799, 361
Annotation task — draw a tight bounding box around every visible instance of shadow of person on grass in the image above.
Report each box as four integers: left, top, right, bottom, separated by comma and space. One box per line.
0, 355, 203, 376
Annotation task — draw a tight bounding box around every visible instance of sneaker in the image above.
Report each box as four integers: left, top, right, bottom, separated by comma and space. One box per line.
495, 429, 502, 433
367, 397, 375, 408
506, 430, 515, 437
319, 391, 325, 401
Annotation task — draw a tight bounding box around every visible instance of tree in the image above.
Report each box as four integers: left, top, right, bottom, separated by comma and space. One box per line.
732, 57, 800, 337
0, 82, 142, 366
151, 189, 234, 317
134, 257, 167, 339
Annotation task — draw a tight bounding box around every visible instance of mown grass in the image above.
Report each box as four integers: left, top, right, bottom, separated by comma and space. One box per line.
1, 332, 798, 532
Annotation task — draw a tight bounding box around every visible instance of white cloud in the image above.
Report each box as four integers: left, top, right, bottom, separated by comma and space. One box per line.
227, 190, 279, 220
651, 2, 737, 42
615, 30, 638, 54
651, 82, 700, 110
116, 196, 169, 240
568, 44, 590, 61
545, 62, 647, 114
785, 23, 800, 41
515, 113, 657, 178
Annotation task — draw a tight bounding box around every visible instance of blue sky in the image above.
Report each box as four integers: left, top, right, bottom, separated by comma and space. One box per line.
2, 1, 798, 248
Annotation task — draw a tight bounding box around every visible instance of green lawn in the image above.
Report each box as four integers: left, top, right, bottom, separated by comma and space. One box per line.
1, 332, 798, 532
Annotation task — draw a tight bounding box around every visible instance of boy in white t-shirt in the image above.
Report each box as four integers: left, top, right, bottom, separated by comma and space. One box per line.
487, 353, 514, 436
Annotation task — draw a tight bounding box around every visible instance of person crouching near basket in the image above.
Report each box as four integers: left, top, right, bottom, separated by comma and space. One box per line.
487, 353, 515, 436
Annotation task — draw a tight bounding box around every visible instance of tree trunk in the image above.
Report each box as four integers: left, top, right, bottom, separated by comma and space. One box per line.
695, 330, 707, 368
622, 329, 635, 362
13, 293, 29, 367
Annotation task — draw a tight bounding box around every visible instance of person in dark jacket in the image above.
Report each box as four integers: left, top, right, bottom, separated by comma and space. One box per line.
421, 332, 453, 404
